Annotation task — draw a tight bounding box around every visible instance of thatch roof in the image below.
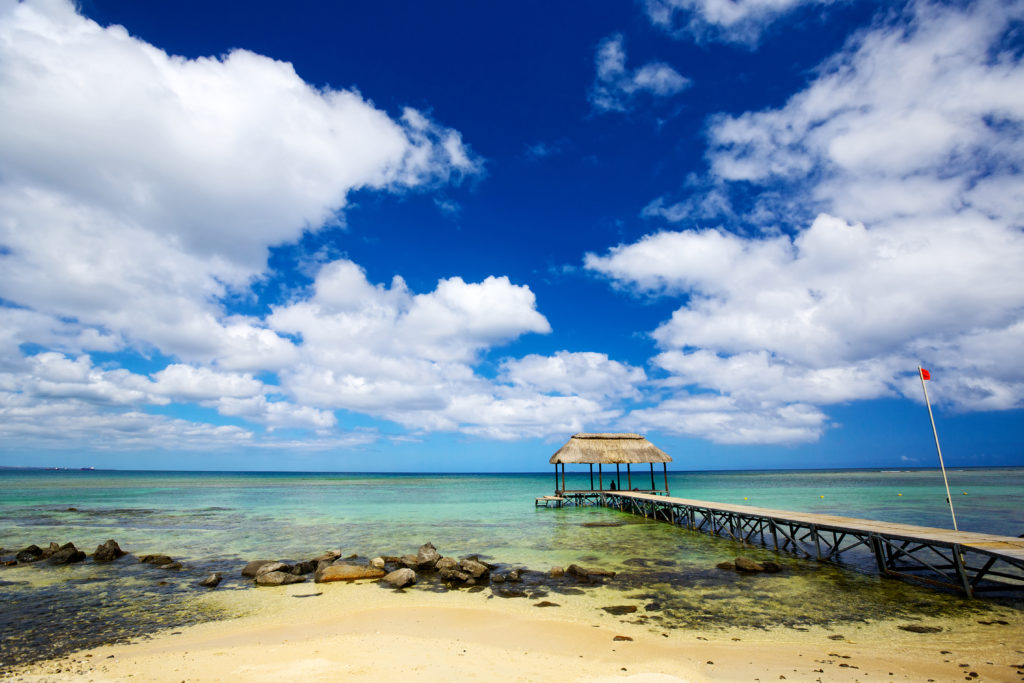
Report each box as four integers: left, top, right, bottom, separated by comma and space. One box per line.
549, 433, 672, 465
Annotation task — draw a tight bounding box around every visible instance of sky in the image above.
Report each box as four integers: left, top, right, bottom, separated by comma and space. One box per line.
1, 0, 1022, 472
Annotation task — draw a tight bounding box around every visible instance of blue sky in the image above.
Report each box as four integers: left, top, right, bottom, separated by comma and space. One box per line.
1, 0, 1022, 472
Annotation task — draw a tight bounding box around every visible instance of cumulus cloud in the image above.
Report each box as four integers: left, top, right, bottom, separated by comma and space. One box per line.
645, 0, 834, 44
589, 0, 1024, 442
499, 351, 647, 400
0, 0, 478, 366
590, 34, 690, 113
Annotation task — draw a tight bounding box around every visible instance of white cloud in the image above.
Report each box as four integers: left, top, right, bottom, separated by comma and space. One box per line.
499, 351, 647, 400
627, 394, 827, 444
0, 0, 478, 369
589, 0, 1024, 443
645, 0, 835, 44
590, 34, 690, 113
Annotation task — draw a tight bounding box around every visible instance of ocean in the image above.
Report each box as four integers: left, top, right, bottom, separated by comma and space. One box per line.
2, 467, 1022, 669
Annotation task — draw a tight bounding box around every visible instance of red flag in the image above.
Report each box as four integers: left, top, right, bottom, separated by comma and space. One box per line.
920, 367, 931, 381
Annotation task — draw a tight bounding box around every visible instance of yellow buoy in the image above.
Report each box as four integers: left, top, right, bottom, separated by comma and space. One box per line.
820, 495, 825, 498
897, 493, 902, 496
962, 491, 967, 495
743, 497, 748, 500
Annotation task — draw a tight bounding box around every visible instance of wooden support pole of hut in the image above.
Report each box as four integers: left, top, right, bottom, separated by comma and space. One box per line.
663, 463, 669, 494
548, 433, 673, 495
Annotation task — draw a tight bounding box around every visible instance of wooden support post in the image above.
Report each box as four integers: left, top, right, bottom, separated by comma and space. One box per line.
598, 464, 603, 491
561, 463, 566, 493
554, 464, 558, 493
650, 463, 655, 490
770, 519, 779, 551
616, 463, 621, 490
589, 463, 594, 490
952, 545, 974, 598
663, 463, 669, 493
627, 464, 632, 490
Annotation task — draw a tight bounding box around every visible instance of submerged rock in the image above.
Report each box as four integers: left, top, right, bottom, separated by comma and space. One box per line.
314, 563, 386, 583
381, 568, 416, 588
762, 561, 782, 573
603, 605, 638, 615
199, 573, 222, 588
549, 566, 564, 578
139, 554, 175, 567
256, 571, 305, 586
93, 539, 126, 562
898, 624, 943, 634
734, 557, 765, 573
716, 561, 735, 570
567, 564, 616, 583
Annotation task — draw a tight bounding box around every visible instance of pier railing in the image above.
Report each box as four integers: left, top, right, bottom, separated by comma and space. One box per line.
580, 491, 1024, 598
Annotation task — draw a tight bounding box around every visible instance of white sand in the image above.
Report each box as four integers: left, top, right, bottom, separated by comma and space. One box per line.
5, 579, 1023, 682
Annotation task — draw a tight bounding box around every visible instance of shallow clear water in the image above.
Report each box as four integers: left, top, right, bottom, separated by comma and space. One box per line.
2, 467, 1022, 668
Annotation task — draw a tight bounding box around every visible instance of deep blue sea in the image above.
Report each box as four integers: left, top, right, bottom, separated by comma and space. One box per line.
2, 467, 1022, 669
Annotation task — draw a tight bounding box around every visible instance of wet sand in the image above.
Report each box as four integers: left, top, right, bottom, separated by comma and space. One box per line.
4, 579, 1023, 682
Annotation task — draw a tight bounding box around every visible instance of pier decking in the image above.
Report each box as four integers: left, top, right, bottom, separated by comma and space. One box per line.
572, 491, 1024, 597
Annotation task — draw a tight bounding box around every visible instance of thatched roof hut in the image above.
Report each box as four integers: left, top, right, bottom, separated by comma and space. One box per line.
549, 433, 672, 495
549, 433, 671, 465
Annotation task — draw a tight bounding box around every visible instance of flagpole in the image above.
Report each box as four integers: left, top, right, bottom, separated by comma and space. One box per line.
919, 366, 958, 531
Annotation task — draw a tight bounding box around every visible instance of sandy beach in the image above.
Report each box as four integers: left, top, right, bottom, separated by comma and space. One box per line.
5, 578, 1023, 683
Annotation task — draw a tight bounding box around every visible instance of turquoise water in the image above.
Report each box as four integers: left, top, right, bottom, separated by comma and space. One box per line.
2, 467, 1022, 668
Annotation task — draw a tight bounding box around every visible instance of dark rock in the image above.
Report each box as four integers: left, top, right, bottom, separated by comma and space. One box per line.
462, 555, 497, 570
93, 539, 126, 562
534, 601, 560, 608
898, 624, 943, 634
716, 561, 735, 570
256, 571, 306, 586
160, 562, 183, 571
549, 566, 564, 578
255, 562, 291, 577
417, 543, 440, 567
66, 507, 78, 512
507, 569, 521, 582
16, 545, 43, 563
567, 564, 616, 583
291, 560, 319, 575
644, 602, 663, 612
603, 605, 639, 615
734, 557, 765, 573
439, 567, 471, 582
762, 561, 782, 573
496, 587, 527, 598
48, 543, 86, 565
314, 563, 386, 583
491, 573, 506, 584
140, 554, 175, 566
241, 560, 275, 577
40, 542, 61, 558
613, 635, 633, 641
199, 573, 222, 588
435, 557, 458, 571
459, 558, 489, 578
312, 550, 342, 563
381, 568, 416, 588
623, 558, 649, 567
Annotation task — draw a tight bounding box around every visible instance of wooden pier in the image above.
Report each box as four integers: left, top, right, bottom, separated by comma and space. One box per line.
581, 491, 1024, 597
